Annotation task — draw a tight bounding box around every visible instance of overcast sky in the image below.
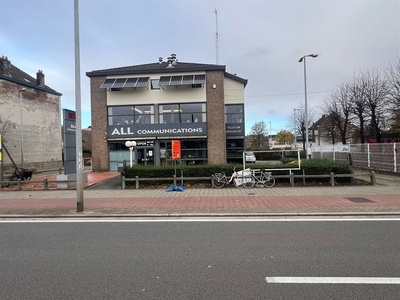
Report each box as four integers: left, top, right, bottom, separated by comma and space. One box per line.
1, 0, 399, 135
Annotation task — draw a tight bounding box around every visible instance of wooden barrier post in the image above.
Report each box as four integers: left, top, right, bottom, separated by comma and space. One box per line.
330, 172, 335, 186
370, 171, 376, 185
44, 178, 48, 190
17, 179, 22, 191
290, 172, 294, 187
135, 176, 139, 189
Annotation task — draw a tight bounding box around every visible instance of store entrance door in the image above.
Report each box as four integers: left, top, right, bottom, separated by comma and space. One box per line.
137, 148, 154, 165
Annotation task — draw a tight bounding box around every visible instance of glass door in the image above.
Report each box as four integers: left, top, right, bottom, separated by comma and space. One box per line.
136, 148, 154, 165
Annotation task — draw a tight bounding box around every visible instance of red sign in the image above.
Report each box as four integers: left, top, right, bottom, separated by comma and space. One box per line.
172, 140, 181, 159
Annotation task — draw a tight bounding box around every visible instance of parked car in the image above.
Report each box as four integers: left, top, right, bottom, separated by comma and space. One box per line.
245, 151, 256, 163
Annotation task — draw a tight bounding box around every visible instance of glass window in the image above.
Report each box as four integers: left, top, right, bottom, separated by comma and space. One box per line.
225, 104, 244, 124
159, 103, 206, 124
108, 105, 154, 125
151, 79, 160, 90
160, 139, 208, 165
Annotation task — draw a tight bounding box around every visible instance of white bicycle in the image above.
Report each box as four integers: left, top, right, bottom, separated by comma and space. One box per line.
211, 167, 253, 188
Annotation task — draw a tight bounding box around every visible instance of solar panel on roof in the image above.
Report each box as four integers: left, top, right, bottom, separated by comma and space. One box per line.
170, 76, 182, 85
193, 74, 205, 84
124, 78, 138, 87
159, 76, 172, 86
112, 78, 127, 88
100, 78, 116, 88
136, 77, 149, 87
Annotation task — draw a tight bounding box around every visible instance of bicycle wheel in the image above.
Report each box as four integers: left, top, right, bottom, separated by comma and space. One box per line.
262, 173, 275, 187
212, 173, 227, 188
242, 175, 256, 188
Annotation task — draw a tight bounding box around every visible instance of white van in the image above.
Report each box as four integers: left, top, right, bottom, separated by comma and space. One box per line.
245, 152, 256, 163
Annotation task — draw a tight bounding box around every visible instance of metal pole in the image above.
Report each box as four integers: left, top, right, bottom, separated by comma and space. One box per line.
269, 121, 271, 148
19, 89, 25, 167
303, 57, 309, 159
74, 0, 84, 212
129, 147, 133, 167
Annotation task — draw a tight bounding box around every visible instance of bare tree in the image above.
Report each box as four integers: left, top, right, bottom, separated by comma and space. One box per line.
320, 80, 353, 144
385, 56, 400, 110
359, 68, 390, 143
293, 104, 315, 150
247, 121, 269, 148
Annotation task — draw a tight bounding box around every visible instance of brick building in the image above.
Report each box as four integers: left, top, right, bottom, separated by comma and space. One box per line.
0, 56, 62, 171
86, 55, 248, 171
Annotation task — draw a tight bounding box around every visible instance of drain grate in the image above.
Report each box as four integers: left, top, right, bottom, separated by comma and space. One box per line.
345, 197, 375, 203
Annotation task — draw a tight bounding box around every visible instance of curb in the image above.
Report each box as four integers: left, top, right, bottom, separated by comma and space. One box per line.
1, 211, 400, 219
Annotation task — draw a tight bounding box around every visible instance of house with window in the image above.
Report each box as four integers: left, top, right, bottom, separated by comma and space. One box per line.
86, 54, 248, 171
0, 56, 62, 171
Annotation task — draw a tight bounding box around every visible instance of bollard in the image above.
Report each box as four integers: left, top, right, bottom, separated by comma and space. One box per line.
370, 171, 376, 185
290, 172, 294, 187
122, 175, 126, 190
44, 178, 48, 190
330, 172, 335, 186
17, 179, 22, 191
135, 176, 139, 190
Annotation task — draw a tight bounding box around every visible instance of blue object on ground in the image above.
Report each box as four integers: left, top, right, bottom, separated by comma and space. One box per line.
166, 185, 185, 192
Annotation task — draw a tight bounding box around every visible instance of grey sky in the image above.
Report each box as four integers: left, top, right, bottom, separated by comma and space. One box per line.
1, 0, 399, 134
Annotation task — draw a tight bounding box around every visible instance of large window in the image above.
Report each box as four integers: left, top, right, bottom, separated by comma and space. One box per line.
108, 105, 154, 125
160, 139, 208, 165
225, 104, 244, 123
159, 103, 206, 124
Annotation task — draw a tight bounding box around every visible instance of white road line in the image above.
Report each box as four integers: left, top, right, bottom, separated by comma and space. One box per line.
266, 277, 400, 284
1, 217, 400, 223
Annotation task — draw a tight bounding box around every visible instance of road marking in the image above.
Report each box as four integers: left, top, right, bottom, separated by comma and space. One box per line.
1, 217, 400, 223
266, 277, 400, 284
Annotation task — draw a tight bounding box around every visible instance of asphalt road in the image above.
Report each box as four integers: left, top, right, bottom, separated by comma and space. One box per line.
1, 218, 400, 299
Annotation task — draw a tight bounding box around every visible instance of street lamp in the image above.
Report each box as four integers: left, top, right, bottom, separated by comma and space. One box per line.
19, 87, 26, 167
293, 108, 300, 144
298, 54, 318, 159
125, 140, 137, 167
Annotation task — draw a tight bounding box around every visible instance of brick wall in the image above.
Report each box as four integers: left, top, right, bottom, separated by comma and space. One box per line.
206, 71, 226, 164
90, 76, 109, 171
0, 79, 62, 168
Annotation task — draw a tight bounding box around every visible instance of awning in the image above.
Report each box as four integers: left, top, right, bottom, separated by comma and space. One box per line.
100, 77, 149, 89
159, 74, 205, 87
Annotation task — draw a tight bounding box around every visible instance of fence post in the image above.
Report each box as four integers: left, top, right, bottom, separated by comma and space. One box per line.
393, 143, 397, 173
44, 178, 48, 190
290, 172, 294, 187
173, 175, 177, 186
302, 169, 305, 185
181, 170, 184, 186
370, 171, 376, 185
330, 172, 335, 186
121, 175, 125, 190
367, 143, 371, 168
135, 176, 139, 190
17, 179, 22, 191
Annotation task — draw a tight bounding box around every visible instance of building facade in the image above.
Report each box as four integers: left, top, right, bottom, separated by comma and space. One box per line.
86, 55, 248, 171
0, 56, 62, 171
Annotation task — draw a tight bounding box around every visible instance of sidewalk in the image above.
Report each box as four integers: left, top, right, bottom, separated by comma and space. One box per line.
0, 171, 399, 217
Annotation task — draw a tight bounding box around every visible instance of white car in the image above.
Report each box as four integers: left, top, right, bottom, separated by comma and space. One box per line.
245, 152, 256, 163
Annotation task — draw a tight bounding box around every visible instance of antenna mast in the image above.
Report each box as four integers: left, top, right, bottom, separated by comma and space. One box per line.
214, 9, 219, 65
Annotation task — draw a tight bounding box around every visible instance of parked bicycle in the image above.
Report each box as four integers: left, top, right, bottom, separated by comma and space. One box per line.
245, 169, 276, 188
211, 167, 253, 188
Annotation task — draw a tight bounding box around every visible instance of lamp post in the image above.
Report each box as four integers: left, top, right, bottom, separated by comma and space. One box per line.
293, 108, 300, 144
19, 88, 26, 167
125, 141, 137, 167
298, 54, 318, 159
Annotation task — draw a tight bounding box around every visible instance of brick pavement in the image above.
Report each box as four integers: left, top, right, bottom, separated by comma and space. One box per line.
0, 171, 399, 217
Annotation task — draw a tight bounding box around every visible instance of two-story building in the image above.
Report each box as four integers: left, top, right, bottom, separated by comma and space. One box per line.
0, 56, 62, 171
86, 55, 248, 171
